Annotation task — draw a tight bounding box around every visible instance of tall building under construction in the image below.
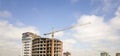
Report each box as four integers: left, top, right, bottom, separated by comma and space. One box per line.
22, 32, 63, 56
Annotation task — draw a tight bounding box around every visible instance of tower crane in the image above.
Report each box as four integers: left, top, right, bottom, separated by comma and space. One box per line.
43, 22, 91, 56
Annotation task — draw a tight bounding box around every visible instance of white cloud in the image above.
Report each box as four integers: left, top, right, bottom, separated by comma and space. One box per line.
63, 38, 76, 50
15, 20, 25, 27
55, 31, 64, 38
74, 15, 118, 44
91, 0, 120, 14
101, 0, 120, 12
101, 0, 113, 12
0, 20, 39, 56
63, 6, 120, 56
110, 6, 120, 29
0, 10, 12, 19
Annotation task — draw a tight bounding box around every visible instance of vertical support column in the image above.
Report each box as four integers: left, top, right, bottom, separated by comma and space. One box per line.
52, 32, 54, 56
60, 42, 63, 56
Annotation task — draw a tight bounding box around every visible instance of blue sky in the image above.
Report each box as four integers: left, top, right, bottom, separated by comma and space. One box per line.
0, 0, 120, 56
1, 0, 119, 34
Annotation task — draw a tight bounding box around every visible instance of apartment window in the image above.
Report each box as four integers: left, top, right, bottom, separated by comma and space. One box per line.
40, 41, 43, 43
24, 49, 29, 51
24, 47, 29, 48
40, 48, 42, 50
44, 48, 45, 50
37, 51, 39, 53
44, 44, 46, 46
24, 52, 29, 54
24, 55, 29, 56
40, 51, 42, 53
40, 45, 42, 46
43, 51, 45, 53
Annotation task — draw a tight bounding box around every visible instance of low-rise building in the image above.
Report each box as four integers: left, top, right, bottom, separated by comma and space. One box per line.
116, 53, 120, 56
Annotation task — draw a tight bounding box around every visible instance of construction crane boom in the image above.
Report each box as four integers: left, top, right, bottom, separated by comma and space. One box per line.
43, 22, 91, 56
44, 22, 91, 35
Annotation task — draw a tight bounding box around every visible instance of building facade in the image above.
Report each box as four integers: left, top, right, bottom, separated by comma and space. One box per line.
100, 52, 109, 56
116, 53, 120, 56
63, 52, 71, 56
22, 32, 63, 56
22, 32, 38, 56
32, 38, 63, 56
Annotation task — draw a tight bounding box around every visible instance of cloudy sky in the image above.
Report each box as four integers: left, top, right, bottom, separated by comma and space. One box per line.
0, 0, 120, 56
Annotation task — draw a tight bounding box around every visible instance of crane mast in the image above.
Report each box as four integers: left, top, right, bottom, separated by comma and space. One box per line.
44, 22, 91, 56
